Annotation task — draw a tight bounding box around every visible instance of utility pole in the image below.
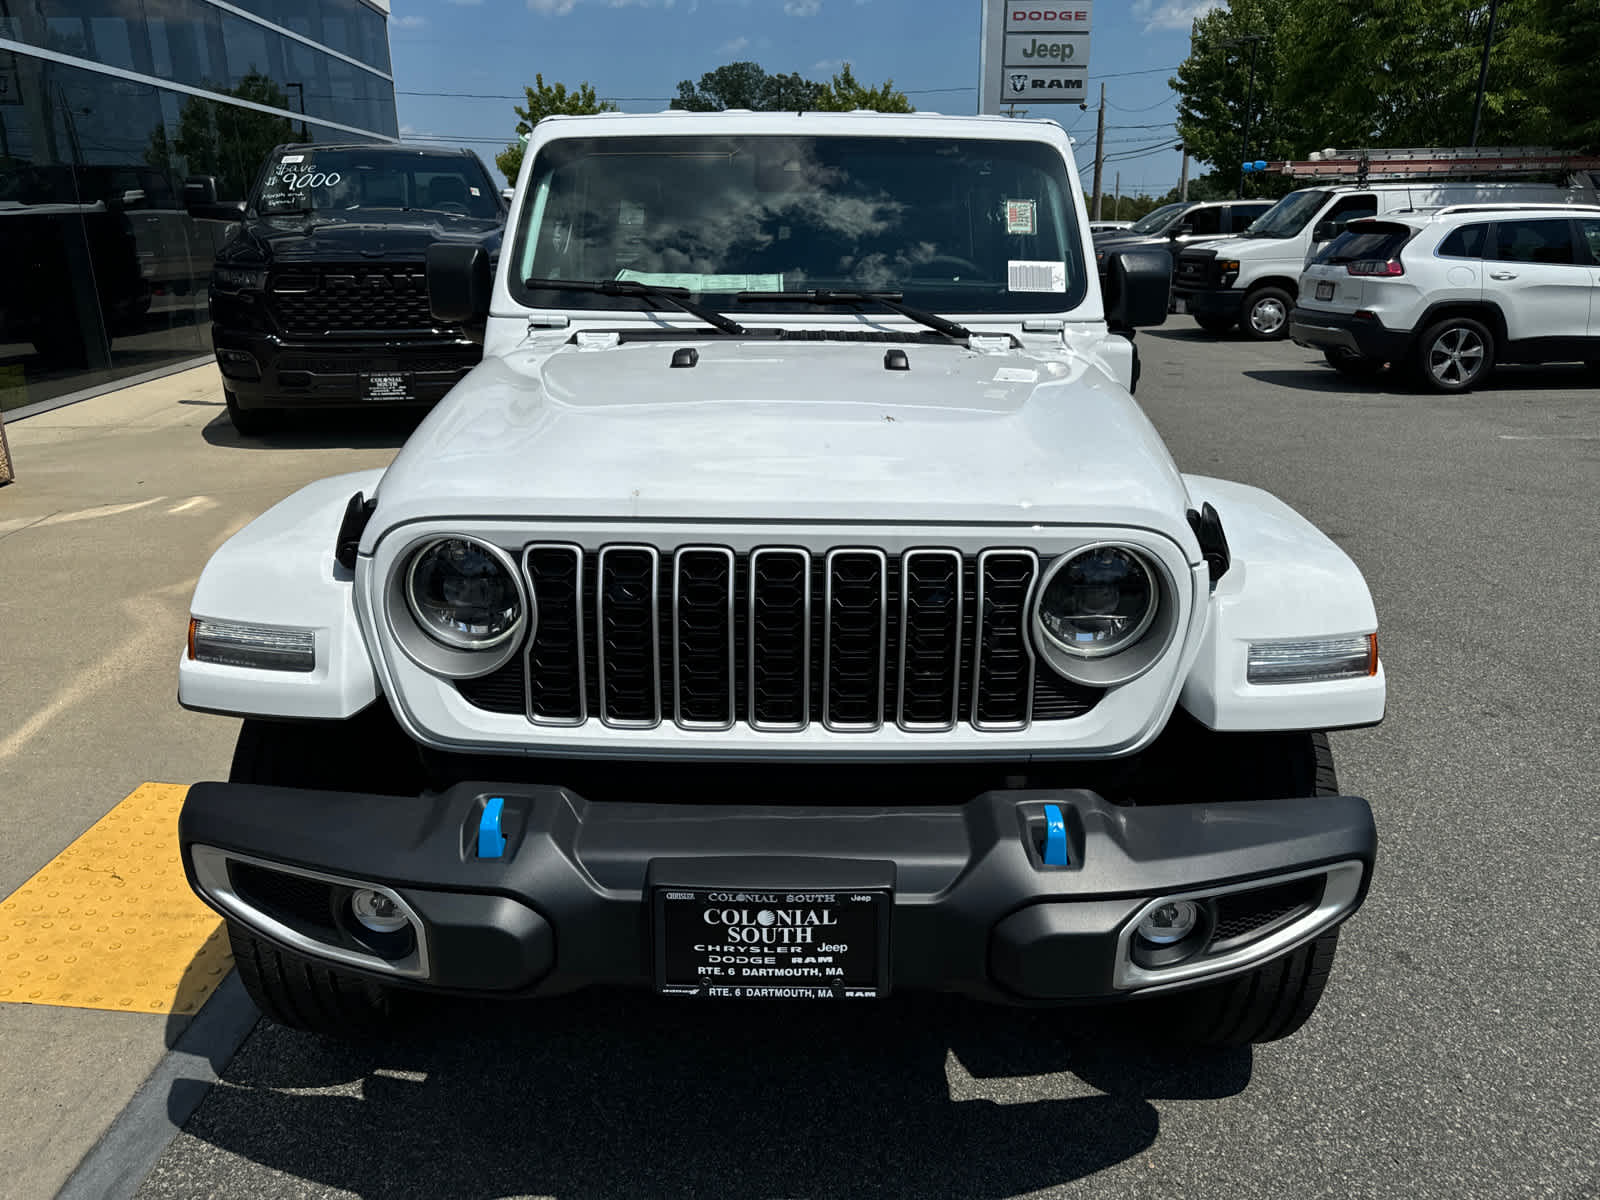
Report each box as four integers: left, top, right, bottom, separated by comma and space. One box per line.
1178, 143, 1190, 200
1090, 82, 1106, 219
1229, 34, 1266, 199
1469, 0, 1501, 148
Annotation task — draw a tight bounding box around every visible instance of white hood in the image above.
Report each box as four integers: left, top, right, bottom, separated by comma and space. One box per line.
368, 336, 1198, 549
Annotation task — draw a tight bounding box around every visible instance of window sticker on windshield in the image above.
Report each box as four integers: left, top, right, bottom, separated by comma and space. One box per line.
280, 154, 304, 164
1008, 260, 1066, 293
469, 186, 481, 197
1005, 200, 1036, 236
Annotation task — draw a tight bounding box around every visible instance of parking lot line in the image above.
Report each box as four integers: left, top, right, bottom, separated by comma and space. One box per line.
0, 784, 231, 1015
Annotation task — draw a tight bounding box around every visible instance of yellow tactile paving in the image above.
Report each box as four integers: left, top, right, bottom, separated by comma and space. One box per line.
0, 783, 231, 1015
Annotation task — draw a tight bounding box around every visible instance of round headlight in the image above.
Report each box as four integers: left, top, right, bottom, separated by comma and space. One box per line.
405, 537, 524, 649
1036, 545, 1157, 658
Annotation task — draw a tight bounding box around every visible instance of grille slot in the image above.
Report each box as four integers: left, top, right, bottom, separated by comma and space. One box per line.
455, 544, 1105, 731
824, 549, 888, 730
269, 263, 436, 335
898, 550, 962, 729
524, 544, 585, 724
1210, 876, 1325, 947
674, 547, 736, 729
597, 546, 661, 727
749, 548, 811, 729
972, 550, 1038, 730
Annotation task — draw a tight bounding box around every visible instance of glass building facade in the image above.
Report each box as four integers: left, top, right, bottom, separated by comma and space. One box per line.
0, 0, 396, 413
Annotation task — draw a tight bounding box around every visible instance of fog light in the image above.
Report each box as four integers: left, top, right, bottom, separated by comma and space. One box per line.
1137, 900, 1199, 945
351, 889, 409, 934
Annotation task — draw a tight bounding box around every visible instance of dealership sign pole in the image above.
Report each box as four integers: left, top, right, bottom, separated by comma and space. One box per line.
979, 2, 1092, 115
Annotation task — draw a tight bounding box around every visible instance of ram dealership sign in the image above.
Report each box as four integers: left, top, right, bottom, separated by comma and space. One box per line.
979, 2, 1092, 113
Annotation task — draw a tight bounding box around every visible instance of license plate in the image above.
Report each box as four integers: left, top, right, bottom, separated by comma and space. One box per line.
1171, 297, 1187, 314
654, 887, 889, 999
361, 371, 411, 403
1315, 281, 1335, 301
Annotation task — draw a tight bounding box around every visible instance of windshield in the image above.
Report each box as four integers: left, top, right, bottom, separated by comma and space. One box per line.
254, 148, 500, 219
1241, 189, 1330, 238
1127, 203, 1190, 236
511, 134, 1088, 314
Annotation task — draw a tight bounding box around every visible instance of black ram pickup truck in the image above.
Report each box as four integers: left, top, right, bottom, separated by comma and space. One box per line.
206, 144, 505, 434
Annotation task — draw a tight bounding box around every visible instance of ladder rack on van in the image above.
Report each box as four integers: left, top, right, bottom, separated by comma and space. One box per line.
1264, 147, 1600, 185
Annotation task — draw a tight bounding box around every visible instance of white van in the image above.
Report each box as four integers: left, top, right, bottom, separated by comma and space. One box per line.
1171, 179, 1596, 339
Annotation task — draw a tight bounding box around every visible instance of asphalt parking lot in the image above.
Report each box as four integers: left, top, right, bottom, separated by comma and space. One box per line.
7, 327, 1600, 1198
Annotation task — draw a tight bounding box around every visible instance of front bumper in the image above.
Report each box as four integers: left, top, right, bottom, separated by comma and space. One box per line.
1171, 286, 1243, 320
180, 782, 1375, 1004
210, 326, 480, 411
1290, 307, 1412, 361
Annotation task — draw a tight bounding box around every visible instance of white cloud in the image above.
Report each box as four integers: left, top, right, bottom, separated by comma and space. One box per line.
784, 0, 821, 15
812, 57, 842, 72
393, 14, 426, 27
1132, 0, 1223, 32
719, 35, 751, 53
527, 0, 577, 12
445, 0, 483, 6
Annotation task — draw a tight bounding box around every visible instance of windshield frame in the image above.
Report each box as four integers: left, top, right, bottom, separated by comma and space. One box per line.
1241, 189, 1331, 239
249, 146, 503, 221
505, 131, 1091, 318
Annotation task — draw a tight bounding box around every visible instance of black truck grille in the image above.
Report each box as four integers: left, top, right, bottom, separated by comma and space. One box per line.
457, 546, 1102, 732
268, 263, 435, 335
1174, 250, 1215, 287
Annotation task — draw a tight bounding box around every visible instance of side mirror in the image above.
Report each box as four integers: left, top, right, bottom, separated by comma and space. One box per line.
427, 243, 491, 324
183, 176, 245, 221
116, 188, 147, 209
500, 187, 515, 204
1312, 220, 1336, 242
1103, 250, 1172, 331
1173, 221, 1193, 236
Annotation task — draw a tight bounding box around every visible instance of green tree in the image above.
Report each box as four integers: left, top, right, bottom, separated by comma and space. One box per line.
1536, 0, 1600, 151
1278, 0, 1556, 148
672, 61, 912, 113
495, 75, 619, 185
1170, 0, 1304, 185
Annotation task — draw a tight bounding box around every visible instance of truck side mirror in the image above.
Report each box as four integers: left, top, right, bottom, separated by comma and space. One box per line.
183, 175, 246, 221
427, 243, 492, 324
1103, 250, 1172, 331
1312, 220, 1336, 242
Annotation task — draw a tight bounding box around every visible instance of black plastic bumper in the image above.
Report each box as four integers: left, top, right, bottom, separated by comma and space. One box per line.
1171, 287, 1244, 320
1289, 307, 1412, 361
210, 326, 479, 411
179, 783, 1375, 1004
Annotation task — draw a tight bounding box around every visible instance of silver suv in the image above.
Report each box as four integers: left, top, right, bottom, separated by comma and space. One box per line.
1290, 203, 1600, 391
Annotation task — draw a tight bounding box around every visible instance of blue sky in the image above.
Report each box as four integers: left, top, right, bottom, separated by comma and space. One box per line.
387, 0, 1221, 195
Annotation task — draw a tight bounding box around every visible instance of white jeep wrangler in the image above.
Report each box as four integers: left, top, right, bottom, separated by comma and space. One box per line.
178, 112, 1384, 1045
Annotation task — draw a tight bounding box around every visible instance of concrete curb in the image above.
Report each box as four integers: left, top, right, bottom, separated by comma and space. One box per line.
5, 357, 212, 425
54, 974, 257, 1200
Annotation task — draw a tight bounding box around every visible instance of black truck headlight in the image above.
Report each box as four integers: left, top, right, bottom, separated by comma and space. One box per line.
405, 537, 525, 650
1035, 546, 1157, 659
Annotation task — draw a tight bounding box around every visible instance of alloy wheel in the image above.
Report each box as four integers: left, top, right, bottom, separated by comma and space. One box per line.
1427, 327, 1485, 387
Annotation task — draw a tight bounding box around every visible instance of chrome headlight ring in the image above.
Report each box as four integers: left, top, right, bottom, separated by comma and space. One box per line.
1030, 542, 1179, 688
387, 535, 532, 679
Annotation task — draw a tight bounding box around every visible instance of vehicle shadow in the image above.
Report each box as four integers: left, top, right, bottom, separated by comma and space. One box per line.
200, 407, 427, 451
1243, 363, 1597, 395
159, 989, 1252, 1198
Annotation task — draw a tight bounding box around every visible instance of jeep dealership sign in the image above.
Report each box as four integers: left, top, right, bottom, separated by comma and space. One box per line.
979, 2, 1091, 113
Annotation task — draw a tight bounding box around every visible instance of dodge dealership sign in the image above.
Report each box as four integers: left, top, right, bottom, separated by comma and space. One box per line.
979, 1, 1092, 113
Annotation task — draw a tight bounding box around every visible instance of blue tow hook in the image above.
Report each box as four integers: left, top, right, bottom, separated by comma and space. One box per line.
477, 797, 507, 859
1042, 803, 1069, 866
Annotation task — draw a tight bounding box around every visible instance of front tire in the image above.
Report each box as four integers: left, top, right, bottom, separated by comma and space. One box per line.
1194, 314, 1235, 336
1241, 286, 1294, 341
224, 388, 276, 437
225, 713, 424, 1036
1415, 316, 1493, 392
1134, 731, 1346, 1046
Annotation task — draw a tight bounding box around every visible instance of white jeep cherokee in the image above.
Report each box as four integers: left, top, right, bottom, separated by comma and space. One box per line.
1292, 203, 1600, 390
177, 112, 1384, 1045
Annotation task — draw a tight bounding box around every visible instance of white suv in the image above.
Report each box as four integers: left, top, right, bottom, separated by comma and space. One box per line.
1290, 203, 1600, 390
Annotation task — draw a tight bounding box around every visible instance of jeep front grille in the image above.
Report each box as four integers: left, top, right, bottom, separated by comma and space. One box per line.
458, 546, 1101, 732
268, 263, 436, 335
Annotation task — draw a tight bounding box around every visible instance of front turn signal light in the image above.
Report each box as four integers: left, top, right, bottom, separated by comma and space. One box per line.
1247, 633, 1378, 684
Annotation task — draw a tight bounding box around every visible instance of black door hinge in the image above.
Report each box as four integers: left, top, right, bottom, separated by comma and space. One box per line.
1186, 502, 1230, 587
335, 492, 378, 571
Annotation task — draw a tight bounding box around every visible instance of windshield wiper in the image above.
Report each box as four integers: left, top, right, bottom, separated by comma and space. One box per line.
735, 289, 972, 341
524, 277, 746, 336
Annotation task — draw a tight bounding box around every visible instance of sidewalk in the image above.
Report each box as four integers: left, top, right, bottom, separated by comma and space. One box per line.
0, 367, 406, 1199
